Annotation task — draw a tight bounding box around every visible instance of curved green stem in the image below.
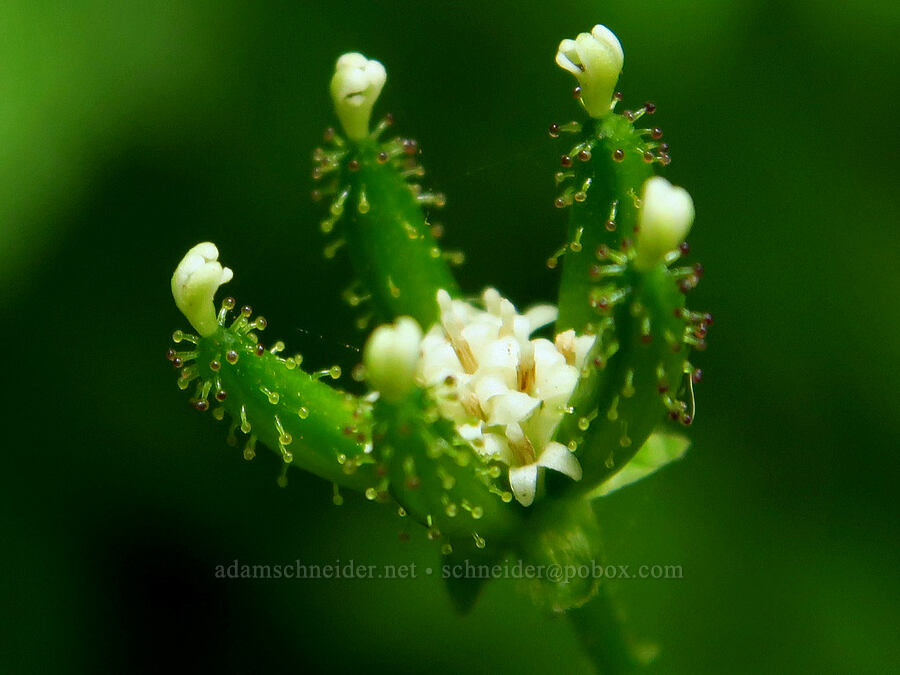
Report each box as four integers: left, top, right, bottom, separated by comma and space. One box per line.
569, 584, 647, 674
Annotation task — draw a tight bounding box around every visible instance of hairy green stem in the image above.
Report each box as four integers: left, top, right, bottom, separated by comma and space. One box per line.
315, 130, 459, 328
374, 392, 521, 546
550, 109, 701, 492
169, 305, 375, 492
556, 115, 654, 334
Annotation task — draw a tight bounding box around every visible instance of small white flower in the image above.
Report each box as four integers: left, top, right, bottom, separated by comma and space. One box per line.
633, 176, 695, 270
171, 242, 233, 337
330, 52, 387, 140
419, 289, 593, 506
555, 24, 624, 118
364, 317, 423, 402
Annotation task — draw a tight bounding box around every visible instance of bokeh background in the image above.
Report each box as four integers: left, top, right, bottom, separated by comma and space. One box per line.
2, 1, 898, 673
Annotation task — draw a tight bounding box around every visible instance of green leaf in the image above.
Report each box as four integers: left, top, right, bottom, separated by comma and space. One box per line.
588, 431, 690, 498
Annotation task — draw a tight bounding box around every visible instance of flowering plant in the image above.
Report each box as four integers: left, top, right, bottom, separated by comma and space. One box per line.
167, 24, 710, 672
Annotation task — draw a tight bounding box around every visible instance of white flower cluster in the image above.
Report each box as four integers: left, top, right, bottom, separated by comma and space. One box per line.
419, 289, 594, 506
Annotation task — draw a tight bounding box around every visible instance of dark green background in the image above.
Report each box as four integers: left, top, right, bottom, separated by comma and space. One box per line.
2, 1, 897, 672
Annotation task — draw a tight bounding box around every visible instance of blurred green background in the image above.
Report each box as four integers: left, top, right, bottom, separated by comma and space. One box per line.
2, 1, 898, 673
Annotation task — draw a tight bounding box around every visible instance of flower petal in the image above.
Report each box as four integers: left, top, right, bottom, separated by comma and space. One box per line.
482, 432, 512, 462
457, 423, 483, 442
482, 287, 502, 315
508, 463, 539, 506
419, 339, 463, 386
524, 305, 558, 333
533, 339, 579, 405
461, 320, 500, 362
485, 391, 540, 426
555, 39, 581, 75
538, 442, 583, 481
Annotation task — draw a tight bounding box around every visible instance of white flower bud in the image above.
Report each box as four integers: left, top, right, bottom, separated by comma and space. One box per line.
364, 317, 423, 402
171, 242, 233, 337
634, 177, 695, 270
330, 52, 387, 140
555, 24, 624, 118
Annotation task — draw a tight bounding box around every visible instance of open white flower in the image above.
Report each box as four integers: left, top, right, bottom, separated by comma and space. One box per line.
633, 176, 695, 270
330, 52, 387, 140
364, 316, 423, 402
555, 24, 624, 118
171, 242, 233, 337
419, 289, 593, 506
